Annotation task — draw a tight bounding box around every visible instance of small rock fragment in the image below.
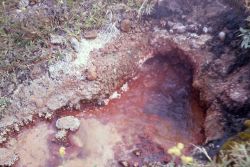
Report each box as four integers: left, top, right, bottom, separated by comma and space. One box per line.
119, 160, 130, 167
109, 91, 121, 100
56, 116, 80, 132
121, 19, 131, 33
219, 31, 226, 41
55, 130, 68, 142
84, 30, 98, 39
70, 37, 80, 53
203, 27, 208, 33
45, 112, 52, 120
0, 148, 19, 166
14, 124, 20, 132
133, 149, 142, 157
50, 34, 66, 45
121, 83, 129, 92
86, 66, 97, 81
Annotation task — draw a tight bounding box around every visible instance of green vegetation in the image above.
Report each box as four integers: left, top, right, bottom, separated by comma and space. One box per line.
239, 1, 250, 49
165, 142, 250, 167
166, 119, 250, 167
240, 16, 250, 49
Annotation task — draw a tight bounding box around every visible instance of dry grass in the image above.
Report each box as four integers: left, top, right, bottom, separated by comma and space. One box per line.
0, 0, 145, 72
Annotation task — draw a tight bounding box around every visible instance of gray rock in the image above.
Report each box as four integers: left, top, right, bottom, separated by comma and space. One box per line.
50, 34, 66, 45
56, 116, 80, 132
18, 0, 29, 9
0, 148, 19, 166
70, 37, 80, 53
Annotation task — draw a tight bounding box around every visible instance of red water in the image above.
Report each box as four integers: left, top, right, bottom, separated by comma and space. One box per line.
9, 56, 204, 167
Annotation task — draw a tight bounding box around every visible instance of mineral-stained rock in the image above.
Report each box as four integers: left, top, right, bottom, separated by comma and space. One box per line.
86, 66, 97, 81
120, 19, 131, 33
84, 31, 98, 39
56, 116, 80, 132
0, 148, 19, 166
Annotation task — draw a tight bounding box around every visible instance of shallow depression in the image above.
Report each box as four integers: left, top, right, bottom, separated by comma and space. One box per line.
7, 56, 205, 167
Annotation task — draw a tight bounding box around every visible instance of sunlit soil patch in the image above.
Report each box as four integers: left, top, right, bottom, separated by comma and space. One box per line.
5, 56, 205, 167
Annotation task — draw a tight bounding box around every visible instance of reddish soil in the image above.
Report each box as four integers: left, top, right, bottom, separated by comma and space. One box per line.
9, 56, 205, 167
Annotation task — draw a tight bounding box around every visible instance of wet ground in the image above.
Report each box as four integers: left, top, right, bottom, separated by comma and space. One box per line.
5, 56, 205, 167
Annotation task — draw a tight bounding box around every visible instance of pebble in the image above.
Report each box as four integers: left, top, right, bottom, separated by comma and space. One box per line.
203, 27, 208, 33
121, 19, 131, 33
219, 31, 226, 41
84, 30, 98, 39
86, 66, 97, 81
